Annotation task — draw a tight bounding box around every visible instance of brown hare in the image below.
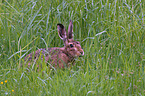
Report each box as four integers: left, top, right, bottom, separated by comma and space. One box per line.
25, 20, 84, 69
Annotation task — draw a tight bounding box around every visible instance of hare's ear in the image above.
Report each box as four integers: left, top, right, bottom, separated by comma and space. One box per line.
68, 20, 73, 39
57, 24, 67, 40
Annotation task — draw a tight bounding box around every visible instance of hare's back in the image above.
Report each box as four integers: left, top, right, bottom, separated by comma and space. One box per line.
25, 48, 61, 61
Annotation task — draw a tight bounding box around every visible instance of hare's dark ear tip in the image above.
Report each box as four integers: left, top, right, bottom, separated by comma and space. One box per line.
57, 23, 64, 29
70, 20, 72, 22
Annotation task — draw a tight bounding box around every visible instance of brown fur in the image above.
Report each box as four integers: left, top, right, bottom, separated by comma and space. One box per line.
25, 20, 84, 69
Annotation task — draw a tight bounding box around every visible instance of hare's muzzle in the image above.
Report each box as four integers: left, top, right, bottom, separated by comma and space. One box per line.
80, 51, 84, 55
79, 51, 84, 57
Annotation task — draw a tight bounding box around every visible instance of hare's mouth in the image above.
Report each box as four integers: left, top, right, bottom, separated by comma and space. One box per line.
79, 55, 83, 57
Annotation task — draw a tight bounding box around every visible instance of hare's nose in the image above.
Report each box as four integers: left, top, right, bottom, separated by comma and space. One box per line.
80, 51, 84, 56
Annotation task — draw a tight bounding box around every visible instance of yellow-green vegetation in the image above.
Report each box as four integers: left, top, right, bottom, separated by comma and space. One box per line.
0, 0, 145, 95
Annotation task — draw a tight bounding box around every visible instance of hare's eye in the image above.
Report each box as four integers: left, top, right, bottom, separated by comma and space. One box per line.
76, 42, 80, 44
70, 44, 74, 48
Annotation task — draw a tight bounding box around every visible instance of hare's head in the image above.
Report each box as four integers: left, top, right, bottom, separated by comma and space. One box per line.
57, 20, 84, 58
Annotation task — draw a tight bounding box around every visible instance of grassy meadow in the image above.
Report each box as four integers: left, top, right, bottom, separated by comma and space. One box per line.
0, 0, 145, 95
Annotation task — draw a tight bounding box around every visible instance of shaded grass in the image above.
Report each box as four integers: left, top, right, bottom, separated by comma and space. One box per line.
0, 0, 145, 95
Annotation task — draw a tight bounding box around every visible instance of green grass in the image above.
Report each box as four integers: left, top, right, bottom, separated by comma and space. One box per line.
0, 0, 145, 95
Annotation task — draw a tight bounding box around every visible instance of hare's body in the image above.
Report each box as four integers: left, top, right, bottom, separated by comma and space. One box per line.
25, 20, 84, 68
25, 47, 75, 68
